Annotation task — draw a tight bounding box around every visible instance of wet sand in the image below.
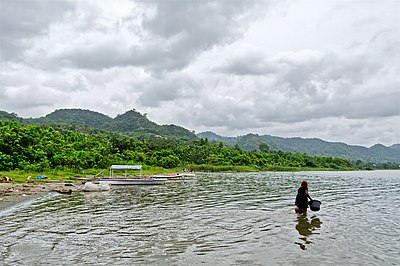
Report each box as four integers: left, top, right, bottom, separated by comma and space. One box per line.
0, 183, 48, 210
0, 182, 83, 210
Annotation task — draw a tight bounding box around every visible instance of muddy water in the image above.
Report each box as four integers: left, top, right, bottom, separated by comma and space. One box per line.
0, 171, 399, 265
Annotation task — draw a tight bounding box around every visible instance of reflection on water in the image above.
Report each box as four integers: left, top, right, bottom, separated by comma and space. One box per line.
295, 215, 322, 250
0, 170, 399, 265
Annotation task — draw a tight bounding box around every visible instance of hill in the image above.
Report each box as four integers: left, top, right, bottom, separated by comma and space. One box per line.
0, 111, 23, 122
1, 109, 398, 163
197, 132, 400, 163
32, 109, 113, 129
1, 109, 197, 141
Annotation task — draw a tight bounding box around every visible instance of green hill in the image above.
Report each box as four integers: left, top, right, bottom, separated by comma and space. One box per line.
109, 109, 158, 132
197, 132, 400, 163
1, 109, 197, 141
0, 111, 23, 122
1, 109, 398, 163
32, 109, 113, 129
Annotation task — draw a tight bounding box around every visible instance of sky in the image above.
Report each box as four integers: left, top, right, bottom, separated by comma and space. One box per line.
0, 0, 399, 147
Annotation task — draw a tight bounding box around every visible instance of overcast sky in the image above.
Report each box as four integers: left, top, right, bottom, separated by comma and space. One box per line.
1, 0, 399, 147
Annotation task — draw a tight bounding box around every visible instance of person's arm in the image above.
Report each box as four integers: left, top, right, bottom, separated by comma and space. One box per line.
305, 189, 313, 201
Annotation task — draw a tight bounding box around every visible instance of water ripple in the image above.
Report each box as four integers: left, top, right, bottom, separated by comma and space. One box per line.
0, 170, 399, 265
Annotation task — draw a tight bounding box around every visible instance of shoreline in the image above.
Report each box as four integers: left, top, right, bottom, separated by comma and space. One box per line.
0, 183, 49, 210
0, 182, 83, 211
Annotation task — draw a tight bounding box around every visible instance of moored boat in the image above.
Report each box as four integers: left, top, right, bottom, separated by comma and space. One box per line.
99, 177, 167, 185
98, 164, 167, 185
152, 172, 196, 179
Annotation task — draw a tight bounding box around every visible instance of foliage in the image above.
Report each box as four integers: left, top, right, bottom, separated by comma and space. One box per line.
200, 132, 400, 164
3, 109, 397, 164
30, 108, 113, 129
0, 121, 362, 173
0, 111, 23, 122
25, 108, 197, 141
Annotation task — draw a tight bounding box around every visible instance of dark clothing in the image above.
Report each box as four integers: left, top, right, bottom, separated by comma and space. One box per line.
295, 187, 309, 210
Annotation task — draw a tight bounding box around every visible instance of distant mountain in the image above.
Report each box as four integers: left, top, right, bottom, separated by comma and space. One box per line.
197, 132, 400, 163
389, 144, 400, 151
197, 131, 237, 145
0, 109, 197, 141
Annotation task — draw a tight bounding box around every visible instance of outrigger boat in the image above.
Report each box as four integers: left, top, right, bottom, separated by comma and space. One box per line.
99, 165, 167, 185
152, 172, 196, 179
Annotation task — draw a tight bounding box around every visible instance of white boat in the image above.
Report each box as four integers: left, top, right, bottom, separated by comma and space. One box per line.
98, 177, 167, 185
98, 164, 167, 185
152, 172, 196, 179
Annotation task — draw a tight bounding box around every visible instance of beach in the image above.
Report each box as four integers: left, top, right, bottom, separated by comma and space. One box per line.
0, 182, 83, 211
0, 183, 47, 210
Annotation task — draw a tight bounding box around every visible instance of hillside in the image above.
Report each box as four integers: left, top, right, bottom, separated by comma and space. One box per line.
1, 109, 398, 163
32, 109, 113, 129
0, 111, 23, 122
108, 110, 158, 132
1, 109, 197, 141
0, 119, 358, 171
197, 131, 237, 146
197, 132, 400, 163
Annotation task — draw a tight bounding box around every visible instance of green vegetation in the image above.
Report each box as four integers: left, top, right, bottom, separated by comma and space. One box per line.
3, 109, 398, 165
198, 132, 400, 164
2, 107, 396, 184
0, 120, 358, 181
27, 108, 197, 141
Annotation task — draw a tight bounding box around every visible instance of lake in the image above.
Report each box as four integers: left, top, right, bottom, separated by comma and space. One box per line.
0, 170, 399, 265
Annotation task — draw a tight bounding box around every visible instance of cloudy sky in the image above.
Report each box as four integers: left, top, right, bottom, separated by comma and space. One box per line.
1, 0, 399, 147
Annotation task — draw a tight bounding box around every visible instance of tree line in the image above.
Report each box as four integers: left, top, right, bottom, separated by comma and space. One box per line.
0, 120, 361, 172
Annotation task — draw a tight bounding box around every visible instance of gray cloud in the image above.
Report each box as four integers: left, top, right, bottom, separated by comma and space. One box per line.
24, 0, 263, 72
0, 0, 399, 147
142, 1, 256, 47
213, 28, 400, 124
0, 0, 75, 61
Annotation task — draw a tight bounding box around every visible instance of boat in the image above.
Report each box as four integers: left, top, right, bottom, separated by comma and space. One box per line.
98, 164, 167, 185
98, 177, 167, 185
152, 173, 180, 179
152, 172, 196, 179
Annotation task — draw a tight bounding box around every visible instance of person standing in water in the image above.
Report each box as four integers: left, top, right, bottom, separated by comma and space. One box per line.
295, 181, 313, 214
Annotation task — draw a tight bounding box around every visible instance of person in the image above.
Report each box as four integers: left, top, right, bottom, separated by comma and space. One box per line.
295, 181, 313, 214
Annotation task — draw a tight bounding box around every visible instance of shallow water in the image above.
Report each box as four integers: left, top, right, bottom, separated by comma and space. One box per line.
0, 171, 399, 265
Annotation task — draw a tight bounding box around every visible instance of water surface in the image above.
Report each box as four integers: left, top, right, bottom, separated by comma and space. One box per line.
1, 171, 399, 265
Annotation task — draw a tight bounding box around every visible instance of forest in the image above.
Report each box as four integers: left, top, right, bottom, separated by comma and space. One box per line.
0, 120, 363, 173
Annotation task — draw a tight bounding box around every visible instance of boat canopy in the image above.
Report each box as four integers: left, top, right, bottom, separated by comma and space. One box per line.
110, 165, 142, 177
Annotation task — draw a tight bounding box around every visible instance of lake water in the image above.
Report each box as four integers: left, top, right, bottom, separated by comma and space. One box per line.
0, 171, 399, 265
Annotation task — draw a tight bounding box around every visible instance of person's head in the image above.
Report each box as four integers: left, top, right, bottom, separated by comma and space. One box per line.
301, 181, 308, 188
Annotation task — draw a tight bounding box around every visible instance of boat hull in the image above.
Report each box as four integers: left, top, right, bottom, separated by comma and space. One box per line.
99, 178, 167, 185
152, 172, 196, 179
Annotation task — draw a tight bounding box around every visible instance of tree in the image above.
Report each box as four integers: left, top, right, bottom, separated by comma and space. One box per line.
259, 143, 270, 152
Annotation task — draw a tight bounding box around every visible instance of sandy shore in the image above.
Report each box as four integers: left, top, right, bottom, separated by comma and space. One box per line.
0, 182, 83, 211
0, 183, 51, 210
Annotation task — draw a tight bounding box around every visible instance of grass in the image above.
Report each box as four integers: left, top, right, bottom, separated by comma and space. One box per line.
0, 169, 95, 184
